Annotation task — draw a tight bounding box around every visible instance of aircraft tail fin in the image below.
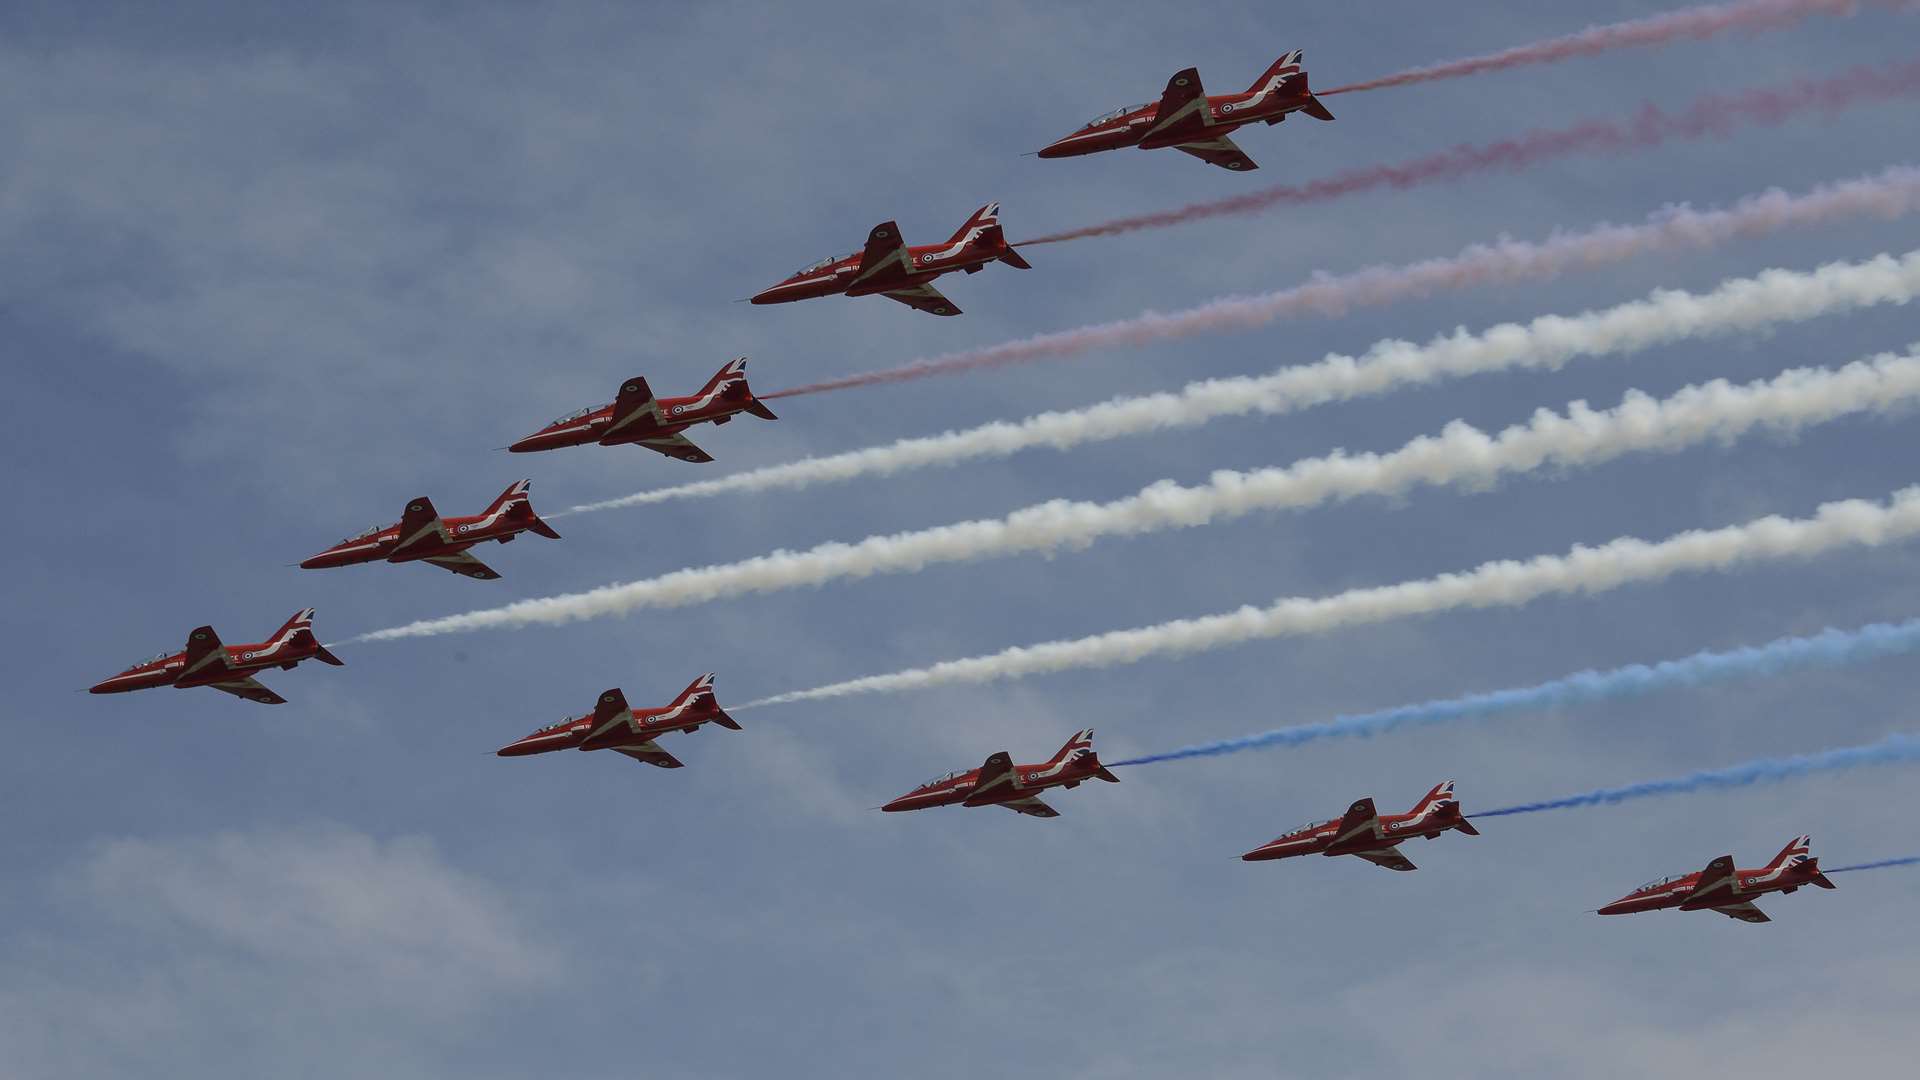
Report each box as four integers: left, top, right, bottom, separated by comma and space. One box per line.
1049, 727, 1118, 781
946, 202, 1000, 244
268, 607, 316, 646
266, 608, 345, 666
671, 673, 741, 730
1767, 834, 1814, 870
952, 202, 1032, 271
1409, 779, 1457, 815
708, 357, 777, 420
1246, 49, 1304, 94
488, 479, 560, 540
1256, 52, 1333, 122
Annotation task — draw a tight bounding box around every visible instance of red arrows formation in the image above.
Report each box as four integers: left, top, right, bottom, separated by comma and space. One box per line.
88, 22, 1912, 926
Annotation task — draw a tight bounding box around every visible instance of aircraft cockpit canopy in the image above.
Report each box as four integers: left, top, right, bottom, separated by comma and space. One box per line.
1082, 103, 1150, 129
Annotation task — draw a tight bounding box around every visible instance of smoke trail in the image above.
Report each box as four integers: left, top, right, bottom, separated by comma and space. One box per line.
741, 486, 1920, 706
1474, 733, 1920, 816
1319, 0, 1893, 96
1110, 618, 1920, 766
1022, 59, 1920, 247
1825, 855, 1920, 872
578, 252, 1920, 512
360, 354, 1920, 639
764, 166, 1920, 399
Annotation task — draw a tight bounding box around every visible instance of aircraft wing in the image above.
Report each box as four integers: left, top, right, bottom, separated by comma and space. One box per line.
881, 282, 962, 317
1329, 797, 1381, 849
1001, 796, 1060, 818
178, 625, 234, 683
1174, 135, 1259, 172
1714, 901, 1771, 924
209, 676, 287, 705
633, 431, 716, 464
850, 220, 912, 291
390, 496, 447, 557
601, 376, 666, 441
1354, 847, 1418, 872
1680, 855, 1740, 909
614, 741, 685, 769
421, 550, 502, 580
963, 751, 1018, 805
1142, 67, 1212, 143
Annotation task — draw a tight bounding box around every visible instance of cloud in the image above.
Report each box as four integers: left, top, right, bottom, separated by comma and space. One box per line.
0, 823, 559, 1078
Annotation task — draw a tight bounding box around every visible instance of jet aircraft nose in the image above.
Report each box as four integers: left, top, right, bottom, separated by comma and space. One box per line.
299, 548, 346, 569
879, 794, 915, 812
507, 429, 557, 453
1595, 898, 1636, 916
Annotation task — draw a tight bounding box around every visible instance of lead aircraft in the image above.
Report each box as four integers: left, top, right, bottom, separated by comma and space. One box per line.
88, 608, 344, 704
882, 729, 1119, 818
496, 674, 740, 769
1597, 836, 1837, 924
750, 202, 1031, 316
508, 359, 777, 462
300, 480, 560, 580
1241, 781, 1479, 870
1038, 50, 1335, 172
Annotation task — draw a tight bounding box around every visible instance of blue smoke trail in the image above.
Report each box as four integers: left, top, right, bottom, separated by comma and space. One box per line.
1475, 734, 1920, 817
1110, 618, 1920, 767
1825, 855, 1920, 874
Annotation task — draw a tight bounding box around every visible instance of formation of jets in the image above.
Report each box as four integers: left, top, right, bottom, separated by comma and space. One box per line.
90, 45, 1878, 928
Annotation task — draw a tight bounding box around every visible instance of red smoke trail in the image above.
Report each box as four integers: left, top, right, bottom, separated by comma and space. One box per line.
1020, 58, 1920, 247
1320, 0, 1894, 96
760, 166, 1920, 400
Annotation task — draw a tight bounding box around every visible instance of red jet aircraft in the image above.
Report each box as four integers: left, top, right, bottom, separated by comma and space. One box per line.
1597, 835, 1837, 924
1037, 50, 1334, 172
508, 358, 777, 462
881, 729, 1119, 818
88, 607, 343, 705
495, 674, 740, 769
749, 202, 1031, 317
1241, 781, 1479, 871
300, 480, 560, 581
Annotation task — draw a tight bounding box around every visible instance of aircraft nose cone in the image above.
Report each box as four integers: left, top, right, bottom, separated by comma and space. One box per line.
748, 286, 784, 306
1036, 141, 1072, 159
1595, 899, 1633, 916
506, 433, 546, 453
496, 738, 538, 757
879, 794, 917, 813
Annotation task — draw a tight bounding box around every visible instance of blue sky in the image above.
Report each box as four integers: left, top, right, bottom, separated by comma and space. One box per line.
6, 2, 1920, 1076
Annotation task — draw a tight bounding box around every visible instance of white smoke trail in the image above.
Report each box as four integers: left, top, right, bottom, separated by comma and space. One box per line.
743, 485, 1920, 705
577, 252, 1920, 512
361, 353, 1920, 642
764, 166, 1920, 398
